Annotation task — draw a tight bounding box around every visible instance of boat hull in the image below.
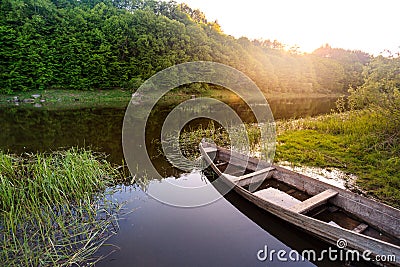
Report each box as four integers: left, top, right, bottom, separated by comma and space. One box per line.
199, 141, 400, 266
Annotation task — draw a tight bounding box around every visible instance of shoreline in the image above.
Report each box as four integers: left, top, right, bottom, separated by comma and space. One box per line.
2, 89, 396, 207
0, 88, 342, 110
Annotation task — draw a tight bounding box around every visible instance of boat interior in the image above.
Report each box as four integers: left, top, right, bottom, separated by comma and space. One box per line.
206, 147, 400, 247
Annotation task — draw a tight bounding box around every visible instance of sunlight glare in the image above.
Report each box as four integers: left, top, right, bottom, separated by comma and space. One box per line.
178, 0, 400, 54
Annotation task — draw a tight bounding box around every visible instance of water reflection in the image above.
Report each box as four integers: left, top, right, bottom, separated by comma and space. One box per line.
0, 107, 125, 163
95, 169, 369, 266
268, 97, 336, 119
96, 173, 317, 267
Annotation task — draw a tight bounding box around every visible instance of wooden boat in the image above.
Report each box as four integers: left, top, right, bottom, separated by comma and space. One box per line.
199, 140, 400, 265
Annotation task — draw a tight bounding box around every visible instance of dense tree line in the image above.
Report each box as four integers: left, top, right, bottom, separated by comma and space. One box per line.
0, 0, 372, 94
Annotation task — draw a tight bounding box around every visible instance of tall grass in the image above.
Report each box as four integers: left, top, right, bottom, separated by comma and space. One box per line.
0, 148, 122, 266
178, 122, 230, 160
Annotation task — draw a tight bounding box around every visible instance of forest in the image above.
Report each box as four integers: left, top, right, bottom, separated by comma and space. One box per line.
0, 0, 371, 94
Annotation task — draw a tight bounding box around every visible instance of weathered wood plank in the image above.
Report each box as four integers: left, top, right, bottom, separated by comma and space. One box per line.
290, 189, 338, 214
225, 167, 275, 188
216, 145, 270, 171
273, 165, 400, 238
203, 147, 217, 153
286, 189, 296, 194
353, 223, 368, 233
237, 171, 274, 187
225, 170, 245, 176
309, 206, 328, 217
237, 185, 400, 264
328, 221, 341, 228
328, 206, 339, 213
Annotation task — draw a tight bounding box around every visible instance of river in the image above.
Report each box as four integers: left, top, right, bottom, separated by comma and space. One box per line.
0, 96, 349, 266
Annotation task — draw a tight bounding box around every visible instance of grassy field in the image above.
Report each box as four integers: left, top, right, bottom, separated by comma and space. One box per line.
0, 88, 218, 110
0, 149, 123, 266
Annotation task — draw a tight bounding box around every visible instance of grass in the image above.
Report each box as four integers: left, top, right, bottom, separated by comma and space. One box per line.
0, 148, 123, 266
0, 88, 221, 110
0, 88, 227, 110
0, 89, 133, 110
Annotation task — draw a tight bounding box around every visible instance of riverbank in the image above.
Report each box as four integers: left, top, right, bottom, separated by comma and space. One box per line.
276, 108, 399, 208
0, 89, 133, 110
0, 88, 342, 110
179, 108, 399, 208
0, 149, 123, 266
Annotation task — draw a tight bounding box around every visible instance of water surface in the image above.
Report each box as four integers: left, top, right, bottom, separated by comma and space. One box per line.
0, 97, 348, 266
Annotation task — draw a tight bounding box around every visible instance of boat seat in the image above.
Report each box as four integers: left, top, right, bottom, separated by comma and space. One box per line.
215, 162, 228, 167
253, 187, 301, 209
229, 167, 275, 182
328, 221, 368, 233
290, 189, 338, 214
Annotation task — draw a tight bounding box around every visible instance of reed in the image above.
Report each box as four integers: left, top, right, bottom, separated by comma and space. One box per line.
177, 122, 230, 160
0, 148, 123, 266
178, 121, 269, 158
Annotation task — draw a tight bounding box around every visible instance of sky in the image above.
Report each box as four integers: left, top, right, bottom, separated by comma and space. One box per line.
176, 0, 400, 55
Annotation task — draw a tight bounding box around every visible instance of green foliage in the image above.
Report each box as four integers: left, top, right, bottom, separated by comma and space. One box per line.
349, 56, 400, 111
0, 0, 369, 94
347, 55, 400, 155
313, 44, 371, 90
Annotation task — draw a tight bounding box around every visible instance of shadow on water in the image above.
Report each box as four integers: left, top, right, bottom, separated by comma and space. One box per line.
95, 175, 318, 267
